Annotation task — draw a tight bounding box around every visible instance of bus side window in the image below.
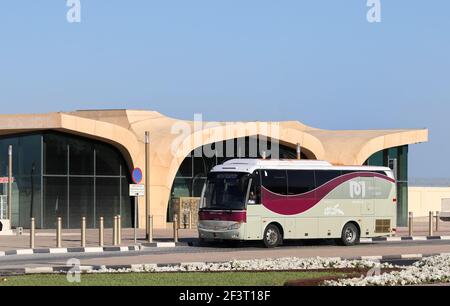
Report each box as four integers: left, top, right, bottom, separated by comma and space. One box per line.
315, 170, 342, 187
248, 170, 261, 204
287, 170, 315, 195
261, 170, 288, 195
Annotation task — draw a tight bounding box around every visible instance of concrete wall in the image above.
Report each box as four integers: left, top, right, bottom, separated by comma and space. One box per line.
409, 187, 450, 217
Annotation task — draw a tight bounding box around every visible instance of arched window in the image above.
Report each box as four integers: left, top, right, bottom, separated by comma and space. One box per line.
0, 131, 132, 229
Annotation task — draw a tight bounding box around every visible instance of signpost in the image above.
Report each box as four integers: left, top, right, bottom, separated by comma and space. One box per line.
132, 168, 143, 184
130, 184, 145, 196
130, 168, 144, 243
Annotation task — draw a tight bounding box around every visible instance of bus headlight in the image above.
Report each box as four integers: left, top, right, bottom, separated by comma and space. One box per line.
227, 223, 241, 230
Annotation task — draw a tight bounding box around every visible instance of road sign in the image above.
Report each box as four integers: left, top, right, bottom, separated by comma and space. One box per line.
132, 168, 143, 184
129, 184, 145, 197
0, 177, 14, 184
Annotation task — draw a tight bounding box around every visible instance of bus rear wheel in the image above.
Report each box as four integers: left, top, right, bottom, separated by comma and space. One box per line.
263, 224, 282, 248
339, 223, 360, 246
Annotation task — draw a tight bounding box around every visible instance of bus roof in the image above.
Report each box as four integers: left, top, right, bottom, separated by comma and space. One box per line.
211, 158, 393, 175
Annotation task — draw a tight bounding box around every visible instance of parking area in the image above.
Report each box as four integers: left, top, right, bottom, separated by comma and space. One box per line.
0, 228, 197, 252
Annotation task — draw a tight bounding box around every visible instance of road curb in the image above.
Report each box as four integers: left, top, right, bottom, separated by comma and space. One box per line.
345, 252, 450, 261
0, 241, 193, 258
141, 242, 190, 248
360, 236, 450, 243
3, 252, 450, 276
0, 245, 141, 258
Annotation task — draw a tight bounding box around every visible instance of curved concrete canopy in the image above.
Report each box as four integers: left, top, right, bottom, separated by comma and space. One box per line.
0, 110, 428, 228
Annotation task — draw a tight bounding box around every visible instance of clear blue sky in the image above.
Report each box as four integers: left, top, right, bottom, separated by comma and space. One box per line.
0, 1, 449, 180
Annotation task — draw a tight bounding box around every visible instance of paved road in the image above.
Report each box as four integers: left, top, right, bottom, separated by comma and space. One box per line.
0, 239, 449, 270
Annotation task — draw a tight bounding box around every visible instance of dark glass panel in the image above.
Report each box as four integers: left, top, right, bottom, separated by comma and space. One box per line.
397, 182, 408, 227
261, 170, 287, 195
95, 143, 121, 176
121, 178, 133, 228
397, 145, 408, 182
168, 178, 191, 222
16, 175, 41, 228
171, 178, 191, 198
176, 155, 192, 178
192, 178, 206, 197
43, 134, 67, 175
43, 177, 68, 229
69, 177, 94, 228
365, 150, 384, 166
0, 137, 18, 177
193, 157, 207, 178
279, 147, 296, 159
69, 138, 94, 175
0, 134, 43, 228
96, 177, 120, 228
315, 170, 342, 187
287, 170, 316, 195
15, 135, 41, 177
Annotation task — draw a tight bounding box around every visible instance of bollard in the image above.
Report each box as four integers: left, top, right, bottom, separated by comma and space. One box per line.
408, 212, 413, 237
429, 211, 434, 237
113, 216, 118, 246
99, 217, 104, 247
7, 145, 12, 221
81, 217, 86, 247
148, 215, 153, 243
189, 211, 193, 230
173, 214, 179, 243
436, 211, 440, 233
30, 217, 35, 249
56, 217, 62, 248
117, 215, 122, 245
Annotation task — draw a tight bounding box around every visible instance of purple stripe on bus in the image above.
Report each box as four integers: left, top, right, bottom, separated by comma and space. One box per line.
261, 172, 395, 216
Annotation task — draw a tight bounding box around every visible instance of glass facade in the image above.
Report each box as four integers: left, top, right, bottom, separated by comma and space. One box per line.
0, 132, 132, 229
365, 145, 409, 226
168, 136, 302, 221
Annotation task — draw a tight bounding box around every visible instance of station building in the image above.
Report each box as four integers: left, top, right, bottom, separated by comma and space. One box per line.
0, 110, 428, 229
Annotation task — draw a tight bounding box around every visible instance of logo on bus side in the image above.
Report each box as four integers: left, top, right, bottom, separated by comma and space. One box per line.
324, 204, 345, 216
349, 181, 366, 199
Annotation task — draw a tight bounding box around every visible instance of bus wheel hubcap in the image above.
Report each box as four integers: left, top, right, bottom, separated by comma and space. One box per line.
266, 229, 278, 244
345, 229, 354, 242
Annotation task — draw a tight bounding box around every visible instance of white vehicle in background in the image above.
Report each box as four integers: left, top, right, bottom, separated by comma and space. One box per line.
198, 159, 397, 248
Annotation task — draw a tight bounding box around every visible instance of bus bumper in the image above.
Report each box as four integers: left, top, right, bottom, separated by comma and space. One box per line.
198, 228, 242, 240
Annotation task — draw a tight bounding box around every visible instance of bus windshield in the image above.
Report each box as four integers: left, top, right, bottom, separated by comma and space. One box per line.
202, 172, 251, 210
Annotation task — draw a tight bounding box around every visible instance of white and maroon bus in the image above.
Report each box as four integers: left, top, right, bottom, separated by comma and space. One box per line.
198, 159, 397, 247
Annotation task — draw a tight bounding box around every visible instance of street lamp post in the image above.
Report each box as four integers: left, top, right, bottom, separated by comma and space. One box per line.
145, 131, 150, 240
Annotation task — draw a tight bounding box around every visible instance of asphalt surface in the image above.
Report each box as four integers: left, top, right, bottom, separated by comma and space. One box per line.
0, 239, 449, 269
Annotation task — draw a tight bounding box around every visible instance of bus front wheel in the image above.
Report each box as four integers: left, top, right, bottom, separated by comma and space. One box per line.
339, 223, 360, 246
263, 224, 282, 248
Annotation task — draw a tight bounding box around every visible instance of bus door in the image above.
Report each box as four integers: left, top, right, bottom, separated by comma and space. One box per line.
245, 170, 262, 240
